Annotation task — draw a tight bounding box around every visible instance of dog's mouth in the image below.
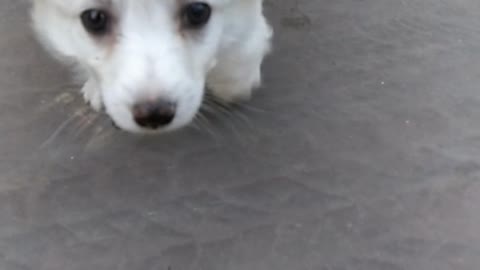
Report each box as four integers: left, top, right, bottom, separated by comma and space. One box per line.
105, 91, 236, 134
104, 95, 203, 134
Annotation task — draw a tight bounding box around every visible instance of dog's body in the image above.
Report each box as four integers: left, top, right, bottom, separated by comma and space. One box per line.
31, 0, 272, 133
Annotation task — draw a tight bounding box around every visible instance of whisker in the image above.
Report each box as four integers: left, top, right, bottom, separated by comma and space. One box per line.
40, 108, 87, 149
194, 111, 221, 140
200, 95, 258, 143
84, 126, 115, 149
72, 112, 100, 139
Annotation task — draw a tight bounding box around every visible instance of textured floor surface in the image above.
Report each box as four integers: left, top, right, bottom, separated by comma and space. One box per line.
1, 0, 480, 269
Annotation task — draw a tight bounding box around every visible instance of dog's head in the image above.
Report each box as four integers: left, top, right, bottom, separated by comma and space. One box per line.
32, 0, 258, 133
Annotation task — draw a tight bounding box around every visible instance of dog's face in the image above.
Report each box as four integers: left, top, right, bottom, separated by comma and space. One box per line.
32, 0, 242, 133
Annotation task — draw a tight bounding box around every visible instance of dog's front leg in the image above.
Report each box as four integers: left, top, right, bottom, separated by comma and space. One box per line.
207, 55, 264, 103
207, 16, 272, 103
81, 78, 103, 111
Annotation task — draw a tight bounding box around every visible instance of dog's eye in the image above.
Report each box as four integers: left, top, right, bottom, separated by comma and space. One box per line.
182, 2, 212, 29
81, 9, 110, 35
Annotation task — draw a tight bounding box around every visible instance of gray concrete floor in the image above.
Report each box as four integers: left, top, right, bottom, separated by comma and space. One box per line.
1, 0, 480, 269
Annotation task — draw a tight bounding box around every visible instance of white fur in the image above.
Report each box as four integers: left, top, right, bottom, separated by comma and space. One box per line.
31, 0, 272, 133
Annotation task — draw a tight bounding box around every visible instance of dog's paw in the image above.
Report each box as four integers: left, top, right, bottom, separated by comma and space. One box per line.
208, 70, 262, 103
81, 79, 103, 111
210, 85, 254, 103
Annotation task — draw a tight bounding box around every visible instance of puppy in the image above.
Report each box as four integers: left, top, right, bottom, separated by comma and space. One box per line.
31, 0, 272, 133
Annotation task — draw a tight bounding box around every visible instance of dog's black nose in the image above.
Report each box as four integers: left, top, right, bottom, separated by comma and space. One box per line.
132, 100, 176, 129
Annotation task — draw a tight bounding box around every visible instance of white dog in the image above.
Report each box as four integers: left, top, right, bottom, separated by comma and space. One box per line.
31, 0, 272, 133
